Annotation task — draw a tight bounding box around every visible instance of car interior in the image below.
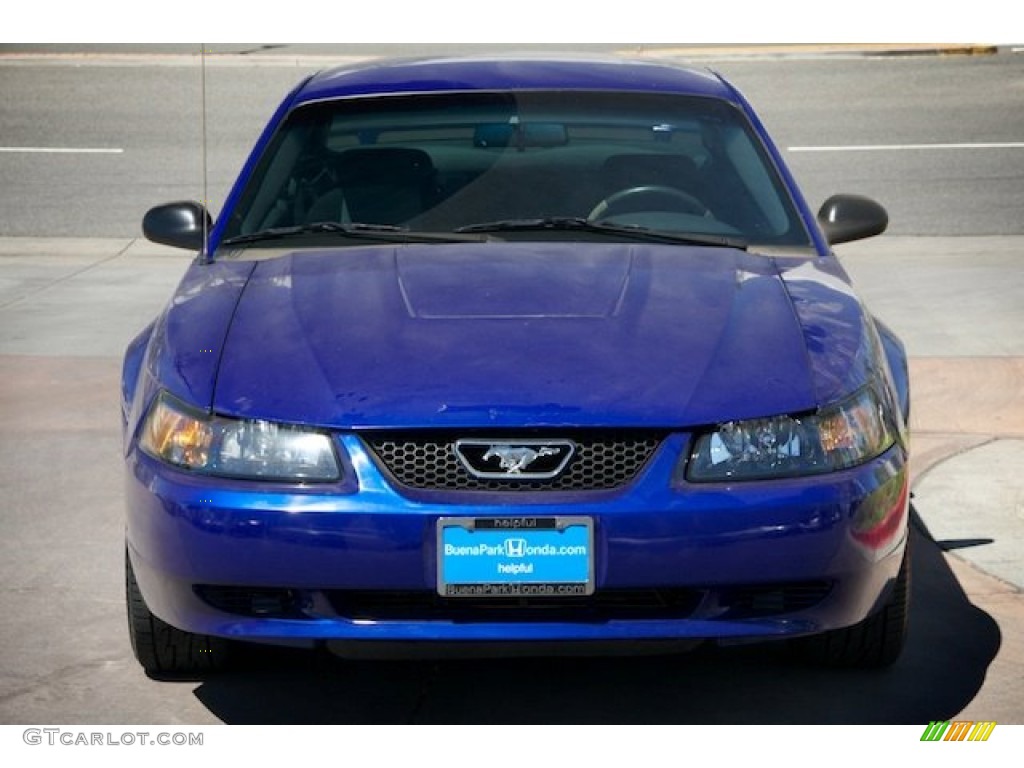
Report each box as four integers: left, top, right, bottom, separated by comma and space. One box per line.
226, 91, 809, 247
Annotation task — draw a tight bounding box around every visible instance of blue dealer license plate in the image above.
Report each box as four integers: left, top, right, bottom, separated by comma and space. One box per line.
437, 517, 594, 597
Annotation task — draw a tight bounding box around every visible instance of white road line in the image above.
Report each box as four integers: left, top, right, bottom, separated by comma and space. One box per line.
789, 142, 1024, 152
0, 146, 124, 154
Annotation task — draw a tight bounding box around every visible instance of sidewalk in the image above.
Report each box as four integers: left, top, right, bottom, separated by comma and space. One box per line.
835, 236, 1024, 592
0, 233, 1022, 723
1, 234, 1022, 590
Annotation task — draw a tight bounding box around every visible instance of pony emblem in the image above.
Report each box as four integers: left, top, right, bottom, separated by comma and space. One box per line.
454, 439, 576, 480
483, 445, 559, 474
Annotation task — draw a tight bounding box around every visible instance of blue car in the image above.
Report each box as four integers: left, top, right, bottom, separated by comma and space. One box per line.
123, 55, 910, 675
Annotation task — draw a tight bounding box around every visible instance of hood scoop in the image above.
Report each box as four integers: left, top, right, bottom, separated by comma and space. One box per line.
396, 245, 631, 319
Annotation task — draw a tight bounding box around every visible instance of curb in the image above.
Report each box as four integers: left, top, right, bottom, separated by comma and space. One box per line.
634, 43, 1001, 60
0, 44, 1003, 68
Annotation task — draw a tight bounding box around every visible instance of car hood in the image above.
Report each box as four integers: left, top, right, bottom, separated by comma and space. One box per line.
209, 242, 859, 429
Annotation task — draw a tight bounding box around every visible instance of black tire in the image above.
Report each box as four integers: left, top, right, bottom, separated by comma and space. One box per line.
125, 550, 229, 676
794, 538, 911, 669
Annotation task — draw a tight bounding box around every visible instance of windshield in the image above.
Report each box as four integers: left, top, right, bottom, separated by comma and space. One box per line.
222, 90, 811, 249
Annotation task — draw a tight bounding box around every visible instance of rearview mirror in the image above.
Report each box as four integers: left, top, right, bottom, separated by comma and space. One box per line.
817, 194, 888, 245
142, 201, 212, 251
473, 122, 569, 148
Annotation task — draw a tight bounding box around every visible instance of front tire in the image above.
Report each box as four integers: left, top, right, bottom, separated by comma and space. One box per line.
794, 539, 911, 669
125, 550, 229, 676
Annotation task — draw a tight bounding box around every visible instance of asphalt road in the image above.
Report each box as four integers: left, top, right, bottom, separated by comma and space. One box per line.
0, 46, 1022, 729
1, 44, 1022, 237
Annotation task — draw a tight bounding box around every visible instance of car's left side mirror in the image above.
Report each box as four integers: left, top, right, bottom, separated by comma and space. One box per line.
142, 201, 212, 251
816, 194, 888, 245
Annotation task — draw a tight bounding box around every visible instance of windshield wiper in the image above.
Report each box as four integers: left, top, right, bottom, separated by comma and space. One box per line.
221, 221, 486, 247
454, 217, 748, 249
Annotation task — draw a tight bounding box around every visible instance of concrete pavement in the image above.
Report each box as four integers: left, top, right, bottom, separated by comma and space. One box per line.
0, 233, 1021, 723
2, 232, 1022, 586
2, 233, 1021, 586
835, 236, 1024, 589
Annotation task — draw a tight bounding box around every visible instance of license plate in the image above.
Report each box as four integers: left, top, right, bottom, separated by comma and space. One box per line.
436, 516, 594, 597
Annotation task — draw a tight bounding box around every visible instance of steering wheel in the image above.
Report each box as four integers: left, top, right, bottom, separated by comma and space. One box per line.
587, 184, 708, 221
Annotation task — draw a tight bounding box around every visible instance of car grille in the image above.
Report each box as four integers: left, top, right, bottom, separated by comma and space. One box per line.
194, 582, 833, 621
361, 431, 664, 491
326, 589, 703, 622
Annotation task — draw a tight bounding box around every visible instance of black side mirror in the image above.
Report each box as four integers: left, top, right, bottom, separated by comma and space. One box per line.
142, 201, 212, 251
817, 194, 888, 245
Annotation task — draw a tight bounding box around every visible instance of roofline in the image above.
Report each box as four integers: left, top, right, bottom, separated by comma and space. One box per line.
294, 54, 736, 105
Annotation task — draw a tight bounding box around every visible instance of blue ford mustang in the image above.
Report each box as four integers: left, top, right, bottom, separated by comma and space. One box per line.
122, 55, 911, 675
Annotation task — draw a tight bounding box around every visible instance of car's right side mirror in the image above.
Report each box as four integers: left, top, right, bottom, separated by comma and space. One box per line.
817, 194, 889, 245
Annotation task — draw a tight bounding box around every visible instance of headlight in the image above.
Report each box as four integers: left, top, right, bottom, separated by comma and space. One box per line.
139, 393, 340, 482
686, 386, 895, 482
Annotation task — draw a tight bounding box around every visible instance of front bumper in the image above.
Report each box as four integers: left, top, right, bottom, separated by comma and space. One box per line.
125, 433, 909, 646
